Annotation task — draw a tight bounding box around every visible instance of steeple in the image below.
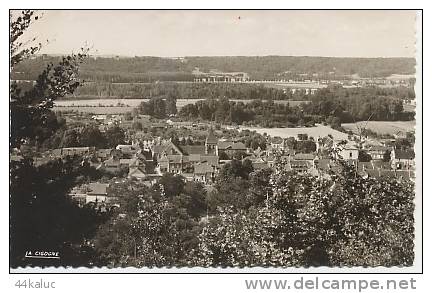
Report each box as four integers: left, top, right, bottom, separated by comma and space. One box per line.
205, 127, 217, 155
206, 127, 217, 145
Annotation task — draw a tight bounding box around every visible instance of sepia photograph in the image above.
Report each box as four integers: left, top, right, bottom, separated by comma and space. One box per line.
9, 9, 421, 272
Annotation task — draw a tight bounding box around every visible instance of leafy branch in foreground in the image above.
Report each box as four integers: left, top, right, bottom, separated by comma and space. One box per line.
10, 10, 42, 68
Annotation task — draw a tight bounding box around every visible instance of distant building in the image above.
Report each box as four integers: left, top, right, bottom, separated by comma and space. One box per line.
270, 136, 285, 150
86, 183, 110, 204
217, 141, 247, 157
391, 148, 415, 170
52, 147, 95, 158
339, 142, 359, 161
128, 166, 147, 180
286, 159, 314, 173
193, 68, 249, 83
193, 162, 215, 183
365, 145, 391, 161
69, 182, 112, 207
116, 144, 140, 157
152, 139, 219, 181
205, 128, 218, 155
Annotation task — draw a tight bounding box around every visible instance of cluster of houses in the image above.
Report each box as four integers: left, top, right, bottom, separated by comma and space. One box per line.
13, 115, 415, 209
65, 129, 250, 207
64, 128, 416, 208
246, 134, 415, 182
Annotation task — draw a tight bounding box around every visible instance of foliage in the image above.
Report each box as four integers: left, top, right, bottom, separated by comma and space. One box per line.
10, 157, 106, 267
10, 11, 105, 268
177, 87, 414, 128
195, 161, 414, 267
158, 173, 185, 198
80, 125, 108, 148
324, 164, 414, 266
104, 126, 126, 147
382, 150, 391, 162
137, 97, 176, 119
41, 121, 126, 149
193, 206, 299, 267
358, 150, 372, 162
13, 55, 415, 82
10, 10, 42, 68
10, 11, 88, 148
93, 182, 202, 267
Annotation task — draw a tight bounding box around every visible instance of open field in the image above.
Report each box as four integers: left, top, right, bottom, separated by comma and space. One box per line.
239, 124, 349, 140
403, 104, 416, 112
53, 106, 132, 114
342, 121, 415, 135
55, 98, 198, 108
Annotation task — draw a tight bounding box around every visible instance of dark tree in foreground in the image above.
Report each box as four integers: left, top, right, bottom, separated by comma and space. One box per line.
10, 157, 106, 267
195, 162, 414, 267
10, 11, 88, 149
10, 11, 104, 268
93, 181, 203, 267
104, 126, 126, 148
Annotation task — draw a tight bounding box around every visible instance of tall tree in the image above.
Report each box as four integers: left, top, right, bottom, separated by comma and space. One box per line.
10, 11, 103, 268
10, 10, 88, 149
80, 125, 107, 148
104, 126, 125, 147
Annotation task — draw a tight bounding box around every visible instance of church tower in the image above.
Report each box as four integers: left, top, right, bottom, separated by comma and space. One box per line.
205, 128, 218, 155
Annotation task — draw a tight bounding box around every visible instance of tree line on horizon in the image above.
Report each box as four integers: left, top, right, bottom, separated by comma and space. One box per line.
12, 55, 416, 82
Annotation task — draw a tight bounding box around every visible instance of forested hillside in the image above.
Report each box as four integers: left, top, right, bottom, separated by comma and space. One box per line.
12, 55, 416, 82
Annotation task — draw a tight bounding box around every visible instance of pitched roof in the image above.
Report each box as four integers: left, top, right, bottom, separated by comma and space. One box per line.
116, 145, 138, 153
316, 159, 331, 171
33, 157, 51, 167
289, 160, 313, 168
180, 145, 206, 155
206, 129, 218, 144
366, 145, 391, 152
251, 157, 266, 164
395, 170, 415, 180
358, 161, 373, 170
152, 145, 166, 155
194, 163, 214, 174
167, 155, 183, 163
217, 141, 246, 150
88, 183, 109, 195
129, 166, 147, 178
371, 161, 392, 170
252, 161, 269, 170
319, 136, 333, 145
187, 154, 202, 162
294, 153, 315, 161
129, 157, 144, 166
120, 159, 133, 165
52, 149, 62, 157
182, 173, 194, 179
62, 147, 93, 151
153, 141, 184, 156
394, 149, 415, 160
200, 155, 219, 166
103, 158, 121, 167
271, 136, 284, 144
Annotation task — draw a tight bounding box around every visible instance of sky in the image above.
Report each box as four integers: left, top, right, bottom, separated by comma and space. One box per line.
17, 10, 417, 58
